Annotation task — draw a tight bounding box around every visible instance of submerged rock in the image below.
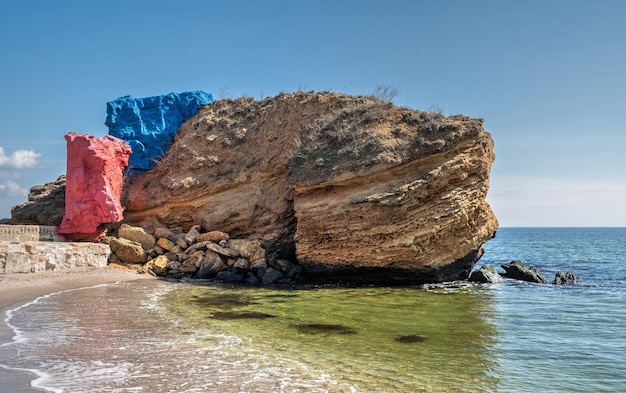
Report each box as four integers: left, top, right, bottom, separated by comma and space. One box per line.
395, 334, 427, 343
294, 323, 357, 335
501, 260, 549, 284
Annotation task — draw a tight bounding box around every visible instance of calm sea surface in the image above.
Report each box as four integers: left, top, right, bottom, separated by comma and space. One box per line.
1, 228, 625, 392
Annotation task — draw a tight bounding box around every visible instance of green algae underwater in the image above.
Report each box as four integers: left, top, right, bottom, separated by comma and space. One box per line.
160, 282, 500, 392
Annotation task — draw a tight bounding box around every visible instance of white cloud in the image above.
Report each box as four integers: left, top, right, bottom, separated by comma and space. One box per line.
0, 146, 41, 168
0, 179, 28, 197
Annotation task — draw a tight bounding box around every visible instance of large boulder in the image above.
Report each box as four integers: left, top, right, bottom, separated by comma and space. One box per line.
10, 175, 66, 226
106, 237, 147, 264
122, 92, 498, 284
57, 133, 132, 240
117, 224, 156, 251
106, 91, 213, 175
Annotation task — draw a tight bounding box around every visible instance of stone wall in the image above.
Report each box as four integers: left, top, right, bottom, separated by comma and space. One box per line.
0, 241, 110, 274
0, 224, 63, 242
0, 224, 110, 274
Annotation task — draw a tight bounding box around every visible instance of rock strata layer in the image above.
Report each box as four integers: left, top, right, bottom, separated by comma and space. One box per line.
123, 92, 498, 284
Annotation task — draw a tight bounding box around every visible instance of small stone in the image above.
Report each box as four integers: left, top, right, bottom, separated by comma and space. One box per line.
154, 227, 173, 241
185, 243, 198, 254
206, 242, 240, 258
167, 260, 181, 270
196, 230, 229, 243
156, 237, 176, 252
175, 238, 188, 249
151, 255, 169, 270
249, 246, 265, 262
273, 259, 295, 275
178, 265, 198, 274
188, 251, 205, 267
184, 226, 200, 244
170, 227, 184, 235
226, 239, 262, 259
262, 268, 282, 285
196, 250, 226, 279
233, 258, 250, 273
250, 259, 267, 278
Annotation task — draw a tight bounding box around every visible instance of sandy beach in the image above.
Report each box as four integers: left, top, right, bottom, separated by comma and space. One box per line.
0, 265, 155, 392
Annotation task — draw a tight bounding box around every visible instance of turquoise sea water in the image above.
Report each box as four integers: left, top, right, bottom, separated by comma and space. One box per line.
1, 228, 625, 392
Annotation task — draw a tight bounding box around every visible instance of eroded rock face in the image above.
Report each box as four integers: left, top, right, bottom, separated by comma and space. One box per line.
106, 91, 213, 175
123, 92, 498, 284
10, 175, 66, 226
57, 133, 132, 240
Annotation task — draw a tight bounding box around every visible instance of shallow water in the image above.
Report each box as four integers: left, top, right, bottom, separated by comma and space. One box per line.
1, 228, 625, 392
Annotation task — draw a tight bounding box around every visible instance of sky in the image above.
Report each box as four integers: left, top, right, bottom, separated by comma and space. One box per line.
1, 0, 624, 226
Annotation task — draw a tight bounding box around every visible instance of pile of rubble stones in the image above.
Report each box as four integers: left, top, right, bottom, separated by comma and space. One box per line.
104, 224, 301, 285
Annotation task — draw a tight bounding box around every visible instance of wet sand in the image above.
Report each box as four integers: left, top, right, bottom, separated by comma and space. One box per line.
0, 265, 155, 392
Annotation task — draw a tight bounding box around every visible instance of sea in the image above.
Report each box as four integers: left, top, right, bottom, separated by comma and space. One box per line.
1, 227, 625, 393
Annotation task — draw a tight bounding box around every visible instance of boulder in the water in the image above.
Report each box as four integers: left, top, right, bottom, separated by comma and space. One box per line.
501, 260, 549, 284
469, 265, 504, 283
554, 271, 579, 285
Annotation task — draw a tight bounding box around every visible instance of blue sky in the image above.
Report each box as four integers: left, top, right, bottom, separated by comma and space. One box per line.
1, 0, 624, 226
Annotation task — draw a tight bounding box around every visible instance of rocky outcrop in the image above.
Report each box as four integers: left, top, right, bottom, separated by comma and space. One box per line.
57, 133, 132, 240
10, 175, 66, 226
106, 91, 213, 175
122, 92, 498, 284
